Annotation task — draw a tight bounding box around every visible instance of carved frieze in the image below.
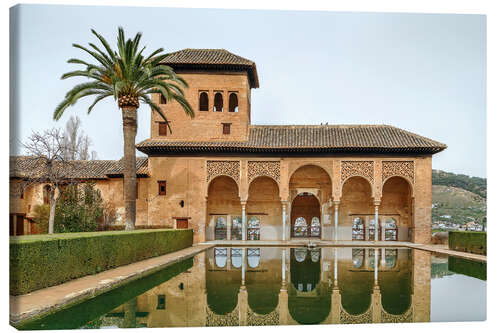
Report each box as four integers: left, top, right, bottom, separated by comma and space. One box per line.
206, 306, 239, 326
341, 161, 374, 184
382, 161, 414, 184
206, 160, 240, 184
340, 307, 373, 324
247, 308, 279, 326
381, 306, 414, 323
247, 161, 280, 184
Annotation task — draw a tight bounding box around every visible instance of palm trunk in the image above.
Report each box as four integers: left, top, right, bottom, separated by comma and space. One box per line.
122, 106, 137, 230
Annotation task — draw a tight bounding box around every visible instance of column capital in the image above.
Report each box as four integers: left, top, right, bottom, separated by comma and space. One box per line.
241, 200, 247, 206
334, 200, 341, 206
374, 200, 381, 206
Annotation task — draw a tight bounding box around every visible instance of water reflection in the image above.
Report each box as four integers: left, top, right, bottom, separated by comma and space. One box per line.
17, 248, 486, 329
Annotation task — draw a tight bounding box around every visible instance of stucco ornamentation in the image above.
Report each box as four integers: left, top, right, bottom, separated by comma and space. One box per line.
206, 307, 239, 326
207, 160, 240, 184
247, 308, 279, 326
341, 161, 374, 183
340, 307, 373, 324
381, 306, 414, 323
247, 161, 280, 184
382, 161, 414, 183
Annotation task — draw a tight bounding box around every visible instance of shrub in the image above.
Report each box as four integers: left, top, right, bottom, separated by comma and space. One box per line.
448, 231, 486, 255
10, 229, 193, 295
54, 183, 103, 233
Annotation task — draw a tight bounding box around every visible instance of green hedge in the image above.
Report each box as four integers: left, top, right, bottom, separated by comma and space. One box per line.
10, 229, 193, 295
448, 256, 486, 281
448, 231, 486, 255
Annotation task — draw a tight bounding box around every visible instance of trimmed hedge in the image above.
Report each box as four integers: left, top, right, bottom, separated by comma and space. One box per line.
448, 256, 486, 281
448, 231, 486, 255
10, 229, 193, 295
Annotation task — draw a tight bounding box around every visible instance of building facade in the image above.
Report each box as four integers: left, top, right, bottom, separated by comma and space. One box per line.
10, 49, 446, 244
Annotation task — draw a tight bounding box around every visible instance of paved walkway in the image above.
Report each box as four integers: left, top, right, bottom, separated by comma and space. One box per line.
10, 243, 214, 326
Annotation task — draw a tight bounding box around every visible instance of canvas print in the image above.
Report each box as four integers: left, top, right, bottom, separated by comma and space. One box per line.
9, 4, 486, 329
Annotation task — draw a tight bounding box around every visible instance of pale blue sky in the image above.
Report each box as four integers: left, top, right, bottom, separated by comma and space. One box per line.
10, 5, 486, 177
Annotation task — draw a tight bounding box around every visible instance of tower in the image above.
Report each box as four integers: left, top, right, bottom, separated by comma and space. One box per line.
151, 49, 259, 141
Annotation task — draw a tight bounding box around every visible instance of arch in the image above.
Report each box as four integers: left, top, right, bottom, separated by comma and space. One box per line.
247, 176, 281, 240
246, 248, 280, 315
206, 254, 240, 315
339, 270, 373, 315
229, 92, 238, 112
339, 176, 373, 239
382, 175, 414, 197
288, 163, 333, 184
207, 175, 240, 241
199, 91, 209, 111
379, 176, 413, 241
290, 248, 321, 292
290, 194, 321, 238
379, 249, 412, 315
213, 92, 223, 112
340, 175, 374, 198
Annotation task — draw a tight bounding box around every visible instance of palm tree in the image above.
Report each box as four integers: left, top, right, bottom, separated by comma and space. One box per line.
54, 27, 194, 230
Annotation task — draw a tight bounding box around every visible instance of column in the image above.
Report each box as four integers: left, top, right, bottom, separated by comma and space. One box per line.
334, 248, 338, 287
241, 202, 247, 241
281, 201, 287, 241
381, 248, 386, 267
334, 201, 340, 241
227, 248, 231, 270
374, 248, 379, 283
374, 202, 380, 241
282, 249, 286, 283
227, 215, 231, 240
242, 249, 246, 286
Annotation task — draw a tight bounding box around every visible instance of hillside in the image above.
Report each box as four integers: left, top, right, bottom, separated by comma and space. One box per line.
432, 185, 486, 227
432, 169, 486, 198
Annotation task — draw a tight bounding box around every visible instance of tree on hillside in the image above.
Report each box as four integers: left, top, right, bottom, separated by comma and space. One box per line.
63, 115, 97, 160
22, 128, 79, 234
53, 27, 194, 230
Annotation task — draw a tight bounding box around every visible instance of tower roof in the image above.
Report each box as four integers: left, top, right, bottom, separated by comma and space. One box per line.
160, 49, 259, 88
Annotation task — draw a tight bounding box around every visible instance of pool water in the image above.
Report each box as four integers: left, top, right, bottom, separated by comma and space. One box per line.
17, 247, 486, 329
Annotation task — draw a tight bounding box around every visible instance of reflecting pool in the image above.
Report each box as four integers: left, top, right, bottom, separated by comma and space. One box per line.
16, 247, 486, 330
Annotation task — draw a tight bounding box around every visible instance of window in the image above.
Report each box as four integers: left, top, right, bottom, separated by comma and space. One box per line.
247, 248, 260, 268
311, 217, 321, 237
215, 216, 227, 240
229, 92, 238, 112
222, 123, 231, 135
199, 91, 208, 111
158, 181, 166, 195
384, 218, 398, 241
159, 94, 167, 104
213, 92, 223, 112
231, 248, 242, 268
352, 248, 364, 268
158, 122, 167, 136
293, 217, 307, 237
215, 247, 227, 267
247, 216, 260, 240
231, 216, 242, 240
20, 187, 24, 199
294, 248, 307, 262
157, 295, 166, 310
352, 217, 365, 240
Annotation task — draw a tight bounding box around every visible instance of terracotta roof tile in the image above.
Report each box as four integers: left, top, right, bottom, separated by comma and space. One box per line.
136, 125, 447, 154
10, 156, 148, 179
160, 49, 259, 88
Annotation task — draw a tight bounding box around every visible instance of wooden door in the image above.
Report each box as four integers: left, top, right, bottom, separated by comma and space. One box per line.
176, 219, 188, 229
16, 215, 24, 236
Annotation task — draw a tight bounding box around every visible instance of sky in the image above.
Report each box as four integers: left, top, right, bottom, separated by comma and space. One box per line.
10, 5, 486, 177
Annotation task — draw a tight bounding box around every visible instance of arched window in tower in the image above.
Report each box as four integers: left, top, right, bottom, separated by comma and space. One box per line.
213, 92, 223, 112
229, 92, 238, 112
159, 94, 166, 104
199, 91, 208, 111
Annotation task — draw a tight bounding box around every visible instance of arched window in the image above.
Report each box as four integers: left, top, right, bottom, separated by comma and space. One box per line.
310, 217, 321, 237
229, 93, 238, 112
384, 249, 397, 268
199, 91, 208, 111
215, 247, 227, 268
293, 217, 307, 237
215, 216, 227, 240
231, 248, 242, 268
294, 248, 307, 263
247, 216, 260, 240
352, 217, 365, 240
310, 248, 320, 263
213, 92, 223, 112
384, 218, 398, 241
43, 185, 51, 205
247, 248, 260, 268
231, 216, 242, 240
352, 248, 364, 268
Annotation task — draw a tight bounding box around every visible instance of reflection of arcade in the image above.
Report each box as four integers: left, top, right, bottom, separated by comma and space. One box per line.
107, 247, 431, 327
